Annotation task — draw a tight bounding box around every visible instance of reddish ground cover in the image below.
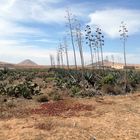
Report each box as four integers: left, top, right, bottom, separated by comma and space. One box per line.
31, 100, 94, 116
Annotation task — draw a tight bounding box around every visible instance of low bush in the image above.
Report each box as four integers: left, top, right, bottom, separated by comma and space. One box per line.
48, 91, 61, 101
0, 81, 41, 99
102, 84, 123, 95
35, 120, 54, 131
71, 86, 81, 94
102, 74, 116, 85
36, 95, 49, 102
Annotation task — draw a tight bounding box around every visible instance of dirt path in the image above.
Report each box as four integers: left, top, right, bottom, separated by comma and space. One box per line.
0, 93, 140, 140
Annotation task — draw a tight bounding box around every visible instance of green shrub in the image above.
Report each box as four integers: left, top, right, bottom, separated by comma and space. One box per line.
48, 91, 61, 101
2, 81, 41, 99
102, 74, 116, 85
71, 86, 80, 94
73, 89, 97, 98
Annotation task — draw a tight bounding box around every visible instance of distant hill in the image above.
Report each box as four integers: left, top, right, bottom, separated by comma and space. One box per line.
0, 61, 14, 68
0, 61, 12, 65
87, 60, 124, 69
88, 60, 114, 66
18, 59, 38, 66
87, 60, 140, 69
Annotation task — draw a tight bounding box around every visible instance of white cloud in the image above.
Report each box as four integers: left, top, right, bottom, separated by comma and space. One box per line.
89, 9, 140, 38
0, 0, 88, 41
0, 18, 45, 37
0, 0, 69, 41
0, 0, 66, 43
0, 0, 16, 10
0, 0, 86, 24
0, 39, 18, 46
0, 0, 66, 23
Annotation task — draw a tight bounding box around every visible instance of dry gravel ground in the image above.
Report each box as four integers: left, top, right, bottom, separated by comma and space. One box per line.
0, 93, 140, 140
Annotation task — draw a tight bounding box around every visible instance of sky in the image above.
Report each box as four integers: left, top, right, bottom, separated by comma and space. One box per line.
0, 0, 140, 65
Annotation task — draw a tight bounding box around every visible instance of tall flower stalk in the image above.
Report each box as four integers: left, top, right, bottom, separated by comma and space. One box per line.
85, 25, 94, 69
64, 37, 70, 70
95, 28, 104, 69
119, 21, 128, 92
65, 9, 77, 70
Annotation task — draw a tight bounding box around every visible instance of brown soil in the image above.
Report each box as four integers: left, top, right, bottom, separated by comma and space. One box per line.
0, 93, 140, 140
31, 100, 94, 117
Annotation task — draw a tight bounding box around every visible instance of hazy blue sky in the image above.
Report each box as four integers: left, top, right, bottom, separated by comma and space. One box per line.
0, 0, 140, 65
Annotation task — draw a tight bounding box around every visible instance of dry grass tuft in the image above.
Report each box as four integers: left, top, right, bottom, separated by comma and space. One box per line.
35, 119, 54, 131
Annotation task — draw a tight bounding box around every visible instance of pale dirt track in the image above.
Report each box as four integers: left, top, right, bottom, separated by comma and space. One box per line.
0, 93, 140, 140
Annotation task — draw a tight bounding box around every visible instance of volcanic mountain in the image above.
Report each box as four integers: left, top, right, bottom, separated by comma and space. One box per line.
18, 59, 38, 66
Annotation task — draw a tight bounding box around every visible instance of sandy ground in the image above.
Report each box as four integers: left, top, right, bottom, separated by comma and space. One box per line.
0, 93, 140, 140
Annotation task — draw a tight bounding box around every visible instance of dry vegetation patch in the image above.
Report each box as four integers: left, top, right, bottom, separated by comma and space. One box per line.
32, 100, 94, 117
0, 93, 140, 140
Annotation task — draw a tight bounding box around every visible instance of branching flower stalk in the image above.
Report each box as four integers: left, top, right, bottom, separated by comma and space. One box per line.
95, 36, 100, 69
75, 22, 85, 73
119, 21, 128, 68
57, 51, 60, 68
65, 9, 77, 70
119, 21, 128, 92
50, 54, 55, 68
93, 47, 98, 69
58, 43, 64, 68
50, 54, 53, 67
64, 37, 69, 70
85, 25, 94, 69
111, 55, 115, 68
96, 28, 104, 70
